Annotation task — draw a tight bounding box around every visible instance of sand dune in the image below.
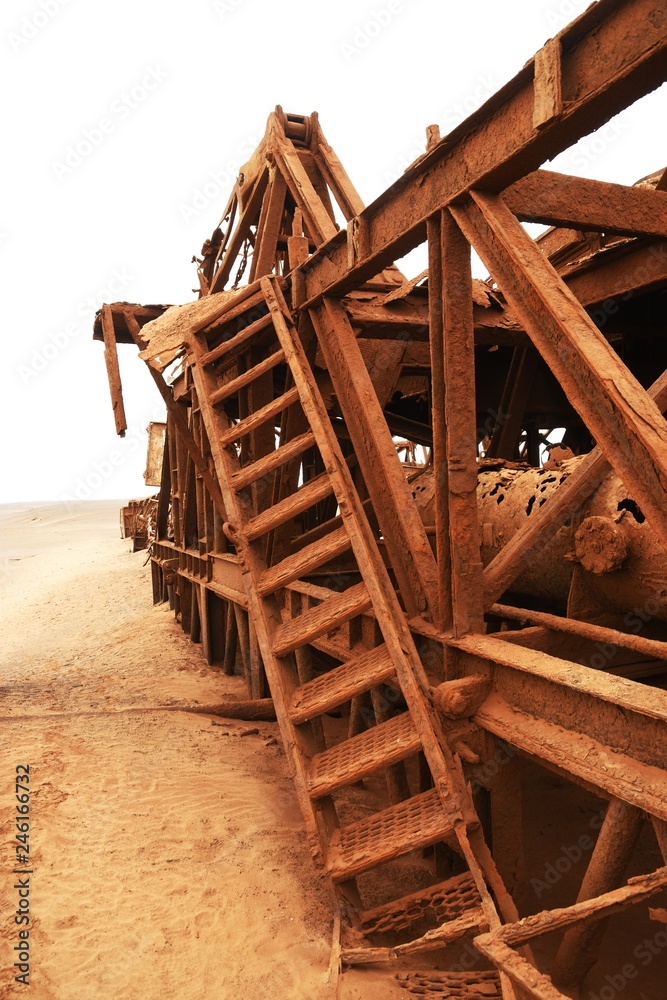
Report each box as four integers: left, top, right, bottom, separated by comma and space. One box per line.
0, 502, 399, 999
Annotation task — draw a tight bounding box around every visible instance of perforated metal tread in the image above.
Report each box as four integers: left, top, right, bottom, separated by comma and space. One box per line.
259, 525, 352, 596
308, 712, 421, 797
289, 644, 395, 724
360, 871, 482, 935
397, 970, 501, 998
272, 581, 373, 657
328, 787, 454, 881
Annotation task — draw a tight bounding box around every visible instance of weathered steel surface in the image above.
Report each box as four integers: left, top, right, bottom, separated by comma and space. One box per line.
94, 3, 667, 992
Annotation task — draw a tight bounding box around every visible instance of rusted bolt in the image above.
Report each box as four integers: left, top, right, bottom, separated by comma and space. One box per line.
223, 522, 239, 544
573, 515, 629, 574
430, 676, 491, 719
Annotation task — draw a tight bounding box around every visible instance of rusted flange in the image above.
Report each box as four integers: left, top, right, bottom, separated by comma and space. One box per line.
573, 515, 629, 574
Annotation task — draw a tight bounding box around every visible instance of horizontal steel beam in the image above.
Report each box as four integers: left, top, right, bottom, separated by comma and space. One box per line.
504, 169, 667, 238
451, 633, 667, 819
298, 0, 667, 303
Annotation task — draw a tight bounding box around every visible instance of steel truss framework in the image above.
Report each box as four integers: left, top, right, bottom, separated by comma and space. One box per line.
95, 2, 667, 996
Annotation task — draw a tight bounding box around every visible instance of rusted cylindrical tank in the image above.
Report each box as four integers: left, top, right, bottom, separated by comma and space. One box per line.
411, 458, 667, 621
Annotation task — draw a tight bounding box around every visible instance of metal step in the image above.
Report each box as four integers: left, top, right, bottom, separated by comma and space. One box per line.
360, 871, 481, 935
209, 347, 285, 406
231, 430, 316, 491
199, 310, 274, 367
290, 644, 395, 724
245, 471, 334, 540
218, 387, 300, 446
272, 581, 372, 657
259, 526, 352, 595
341, 906, 486, 966
328, 787, 454, 881
396, 970, 501, 998
308, 712, 420, 798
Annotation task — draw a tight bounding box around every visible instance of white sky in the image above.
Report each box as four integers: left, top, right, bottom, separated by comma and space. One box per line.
2, 0, 665, 504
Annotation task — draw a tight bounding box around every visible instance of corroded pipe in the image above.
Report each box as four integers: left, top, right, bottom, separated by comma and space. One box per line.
412, 458, 667, 620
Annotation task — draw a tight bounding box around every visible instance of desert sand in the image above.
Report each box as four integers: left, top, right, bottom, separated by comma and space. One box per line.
0, 501, 400, 1000
2, 502, 665, 1000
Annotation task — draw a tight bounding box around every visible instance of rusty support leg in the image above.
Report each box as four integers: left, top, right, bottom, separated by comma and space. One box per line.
487, 348, 540, 461
207, 591, 227, 664
222, 601, 238, 676
427, 214, 453, 631
290, 592, 326, 752
180, 578, 192, 634
370, 685, 411, 804
441, 209, 485, 637
550, 799, 644, 990
488, 743, 526, 907
248, 616, 265, 699
190, 584, 201, 643
348, 692, 372, 739
151, 561, 162, 604
234, 605, 252, 687
200, 585, 213, 664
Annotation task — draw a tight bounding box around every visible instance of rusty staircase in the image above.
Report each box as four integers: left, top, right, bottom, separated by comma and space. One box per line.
185, 268, 667, 998
96, 24, 667, 991
187, 272, 518, 987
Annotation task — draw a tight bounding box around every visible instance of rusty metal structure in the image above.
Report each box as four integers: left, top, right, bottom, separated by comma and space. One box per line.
94, 2, 667, 995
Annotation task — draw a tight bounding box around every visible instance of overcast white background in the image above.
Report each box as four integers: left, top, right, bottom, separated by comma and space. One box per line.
2, 0, 665, 505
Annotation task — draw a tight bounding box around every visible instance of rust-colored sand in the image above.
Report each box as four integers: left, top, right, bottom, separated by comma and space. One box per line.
0, 502, 399, 999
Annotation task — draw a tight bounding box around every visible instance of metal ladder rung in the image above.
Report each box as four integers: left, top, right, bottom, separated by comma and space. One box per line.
209, 348, 285, 406
219, 387, 300, 447
289, 644, 395, 724
328, 788, 455, 882
245, 471, 334, 540
397, 970, 501, 998
231, 430, 316, 491
199, 311, 274, 367
272, 581, 371, 657
308, 712, 420, 798
360, 871, 481, 935
259, 525, 351, 596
